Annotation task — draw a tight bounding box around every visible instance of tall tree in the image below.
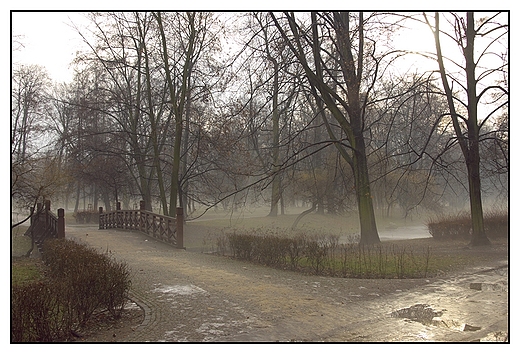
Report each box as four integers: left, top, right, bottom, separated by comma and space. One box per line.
76, 12, 158, 211
237, 13, 295, 217
425, 12, 508, 246
11, 64, 51, 162
367, 75, 451, 219
11, 64, 68, 227
271, 12, 382, 244
154, 11, 211, 216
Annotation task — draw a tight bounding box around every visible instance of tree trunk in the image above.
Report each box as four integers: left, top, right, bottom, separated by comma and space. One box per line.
464, 13, 490, 246
467, 152, 489, 245
137, 172, 153, 212
93, 184, 98, 211
292, 201, 317, 230
353, 137, 380, 244
74, 181, 81, 214
145, 47, 168, 215
181, 87, 192, 218
268, 56, 281, 217
102, 192, 111, 213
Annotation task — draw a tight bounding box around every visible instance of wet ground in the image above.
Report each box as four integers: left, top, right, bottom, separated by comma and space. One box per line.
65, 224, 509, 343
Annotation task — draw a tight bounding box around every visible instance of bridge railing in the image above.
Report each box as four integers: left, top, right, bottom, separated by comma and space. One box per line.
24, 200, 65, 254
98, 202, 184, 249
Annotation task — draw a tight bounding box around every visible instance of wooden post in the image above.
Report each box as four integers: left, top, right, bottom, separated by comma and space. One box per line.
116, 202, 122, 228
99, 207, 103, 229
57, 208, 65, 238
139, 201, 145, 231
176, 207, 184, 249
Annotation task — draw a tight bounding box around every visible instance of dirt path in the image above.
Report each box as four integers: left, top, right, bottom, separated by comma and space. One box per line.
65, 224, 508, 342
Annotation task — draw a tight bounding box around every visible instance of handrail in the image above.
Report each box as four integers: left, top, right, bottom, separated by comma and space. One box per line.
99, 205, 184, 249
24, 200, 65, 254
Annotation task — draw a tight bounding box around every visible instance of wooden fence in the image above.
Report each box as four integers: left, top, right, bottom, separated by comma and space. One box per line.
98, 201, 184, 249
24, 200, 65, 254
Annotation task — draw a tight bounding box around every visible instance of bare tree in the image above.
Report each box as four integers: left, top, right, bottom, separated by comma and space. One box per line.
271, 12, 385, 244
74, 12, 159, 211
11, 64, 51, 162
11, 63, 62, 228
154, 12, 220, 216
424, 12, 508, 246
366, 74, 452, 219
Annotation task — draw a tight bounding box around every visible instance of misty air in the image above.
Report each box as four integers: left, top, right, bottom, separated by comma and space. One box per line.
11, 11, 509, 343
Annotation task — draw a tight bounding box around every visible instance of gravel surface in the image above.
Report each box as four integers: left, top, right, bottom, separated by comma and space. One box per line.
64, 223, 509, 343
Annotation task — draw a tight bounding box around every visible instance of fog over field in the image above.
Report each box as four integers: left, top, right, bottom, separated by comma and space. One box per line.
12, 12, 508, 248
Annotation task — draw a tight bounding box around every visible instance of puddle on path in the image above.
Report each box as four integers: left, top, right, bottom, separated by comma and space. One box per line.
390, 303, 490, 335
391, 304, 443, 325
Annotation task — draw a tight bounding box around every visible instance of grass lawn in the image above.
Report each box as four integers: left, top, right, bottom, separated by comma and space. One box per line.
189, 207, 427, 235
11, 226, 45, 286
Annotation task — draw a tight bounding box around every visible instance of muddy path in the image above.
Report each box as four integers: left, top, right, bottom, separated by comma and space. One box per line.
66, 224, 508, 342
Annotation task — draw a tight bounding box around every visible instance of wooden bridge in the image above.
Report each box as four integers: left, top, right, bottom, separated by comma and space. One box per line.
22, 199, 184, 252
24, 200, 65, 254
98, 201, 184, 249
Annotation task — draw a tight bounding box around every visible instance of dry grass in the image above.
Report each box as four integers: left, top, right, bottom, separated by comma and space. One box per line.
11, 227, 31, 257
191, 207, 508, 279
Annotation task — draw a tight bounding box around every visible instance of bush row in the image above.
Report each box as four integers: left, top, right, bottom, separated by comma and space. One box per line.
427, 211, 508, 240
11, 239, 131, 342
220, 230, 431, 279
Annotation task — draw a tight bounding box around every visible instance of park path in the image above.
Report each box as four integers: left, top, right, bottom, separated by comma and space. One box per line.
65, 224, 508, 342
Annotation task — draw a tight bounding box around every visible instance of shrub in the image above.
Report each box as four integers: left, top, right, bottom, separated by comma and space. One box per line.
483, 210, 509, 238
101, 257, 132, 318
305, 239, 328, 274
11, 279, 73, 342
287, 235, 306, 270
43, 239, 131, 323
253, 235, 292, 267
222, 230, 433, 279
427, 210, 508, 240
11, 238, 131, 342
228, 232, 255, 260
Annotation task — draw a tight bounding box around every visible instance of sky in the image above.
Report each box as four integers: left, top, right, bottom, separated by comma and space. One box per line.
11, 10, 508, 85
11, 10, 443, 85
12, 12, 90, 83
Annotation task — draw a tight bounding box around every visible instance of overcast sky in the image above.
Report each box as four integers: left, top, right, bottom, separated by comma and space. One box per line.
12, 12, 91, 83
11, 10, 440, 84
